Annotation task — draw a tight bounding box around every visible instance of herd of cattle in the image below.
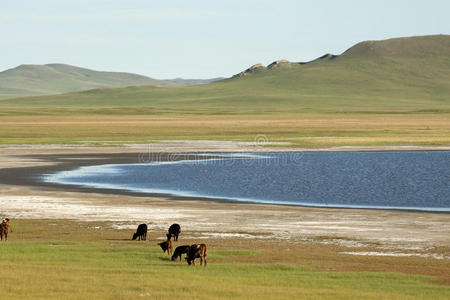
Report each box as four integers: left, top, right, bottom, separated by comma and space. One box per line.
133, 223, 207, 266
1, 219, 206, 266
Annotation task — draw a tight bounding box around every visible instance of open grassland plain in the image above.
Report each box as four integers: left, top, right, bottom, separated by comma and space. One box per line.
0, 114, 449, 147
0, 219, 449, 299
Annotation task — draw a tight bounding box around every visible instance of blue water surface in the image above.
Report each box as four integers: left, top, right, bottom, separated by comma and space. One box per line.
43, 152, 450, 211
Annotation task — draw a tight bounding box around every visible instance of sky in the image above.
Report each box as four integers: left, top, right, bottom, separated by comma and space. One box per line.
1, 0, 449, 79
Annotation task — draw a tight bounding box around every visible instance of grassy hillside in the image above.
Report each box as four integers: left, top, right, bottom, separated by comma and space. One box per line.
0, 64, 220, 100
0, 35, 448, 146
0, 35, 450, 114
1, 35, 448, 115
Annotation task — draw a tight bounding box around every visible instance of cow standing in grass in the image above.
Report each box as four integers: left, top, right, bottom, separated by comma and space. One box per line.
186, 244, 207, 266
168, 224, 181, 241
158, 234, 173, 255
171, 245, 190, 262
0, 218, 10, 241
132, 224, 147, 241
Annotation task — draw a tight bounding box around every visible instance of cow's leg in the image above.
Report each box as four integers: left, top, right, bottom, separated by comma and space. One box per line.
201, 255, 206, 266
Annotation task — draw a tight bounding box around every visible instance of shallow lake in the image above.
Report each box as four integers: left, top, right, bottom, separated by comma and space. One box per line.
43, 152, 450, 212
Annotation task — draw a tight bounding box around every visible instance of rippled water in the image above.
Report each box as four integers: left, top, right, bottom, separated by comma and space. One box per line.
43, 152, 450, 212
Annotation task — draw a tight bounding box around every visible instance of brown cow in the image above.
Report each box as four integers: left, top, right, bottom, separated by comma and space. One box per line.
158, 234, 173, 255
0, 218, 10, 241
186, 244, 207, 266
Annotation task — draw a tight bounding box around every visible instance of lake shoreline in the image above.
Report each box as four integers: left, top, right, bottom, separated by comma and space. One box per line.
1, 149, 449, 213
1, 145, 449, 256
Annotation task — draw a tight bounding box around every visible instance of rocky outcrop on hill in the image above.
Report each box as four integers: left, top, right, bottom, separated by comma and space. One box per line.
267, 59, 291, 69
318, 53, 337, 60
233, 53, 338, 78
233, 63, 267, 77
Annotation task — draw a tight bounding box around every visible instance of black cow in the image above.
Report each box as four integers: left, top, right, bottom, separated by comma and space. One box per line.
171, 245, 190, 261
132, 223, 147, 240
168, 223, 181, 241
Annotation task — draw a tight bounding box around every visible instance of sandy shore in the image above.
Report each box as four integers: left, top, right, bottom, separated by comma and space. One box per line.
1, 143, 449, 259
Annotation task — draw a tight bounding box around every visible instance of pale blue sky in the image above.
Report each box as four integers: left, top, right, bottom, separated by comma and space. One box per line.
1, 0, 449, 78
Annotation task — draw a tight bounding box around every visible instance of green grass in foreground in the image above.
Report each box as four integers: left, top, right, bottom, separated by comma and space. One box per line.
1, 241, 449, 299
0, 219, 449, 299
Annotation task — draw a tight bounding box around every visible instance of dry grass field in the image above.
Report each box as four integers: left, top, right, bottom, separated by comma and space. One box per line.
0, 113, 449, 146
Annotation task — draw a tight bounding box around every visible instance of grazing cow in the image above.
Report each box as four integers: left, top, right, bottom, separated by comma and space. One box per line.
158, 234, 173, 255
171, 245, 190, 261
186, 244, 207, 266
0, 218, 10, 241
132, 224, 147, 241
168, 224, 181, 241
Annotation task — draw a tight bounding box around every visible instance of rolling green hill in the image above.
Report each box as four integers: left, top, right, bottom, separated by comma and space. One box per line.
1, 35, 448, 115
0, 35, 448, 146
0, 63, 221, 100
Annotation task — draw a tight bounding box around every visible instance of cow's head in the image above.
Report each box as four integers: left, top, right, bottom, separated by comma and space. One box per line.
158, 241, 167, 251
132, 233, 138, 240
185, 257, 193, 265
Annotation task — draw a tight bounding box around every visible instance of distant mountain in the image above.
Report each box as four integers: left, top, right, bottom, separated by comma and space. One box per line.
1, 35, 449, 115
0, 63, 222, 99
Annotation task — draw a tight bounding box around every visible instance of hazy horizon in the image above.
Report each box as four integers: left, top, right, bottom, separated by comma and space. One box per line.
2, 0, 449, 79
